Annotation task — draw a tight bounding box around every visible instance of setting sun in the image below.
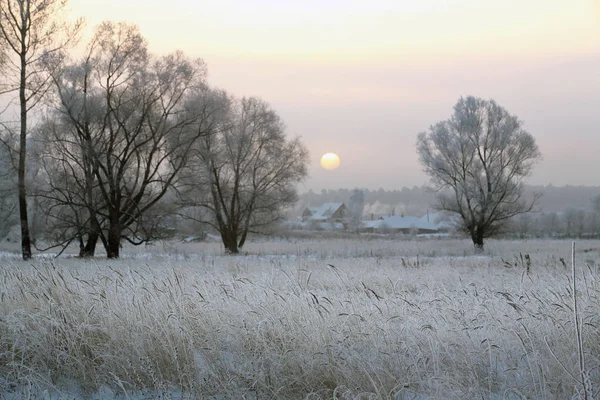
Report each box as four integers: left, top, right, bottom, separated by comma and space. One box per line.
320, 152, 341, 170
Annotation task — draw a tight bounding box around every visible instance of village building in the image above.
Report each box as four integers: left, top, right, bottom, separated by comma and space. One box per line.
301, 202, 347, 222
361, 213, 451, 234
299, 203, 452, 234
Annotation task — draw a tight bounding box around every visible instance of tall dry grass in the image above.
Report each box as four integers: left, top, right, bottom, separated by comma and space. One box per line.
0, 239, 598, 398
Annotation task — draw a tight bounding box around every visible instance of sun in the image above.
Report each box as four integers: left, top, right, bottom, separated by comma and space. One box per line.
320, 152, 341, 170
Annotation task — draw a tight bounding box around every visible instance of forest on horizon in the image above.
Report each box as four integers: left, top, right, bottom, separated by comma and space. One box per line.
296, 184, 600, 217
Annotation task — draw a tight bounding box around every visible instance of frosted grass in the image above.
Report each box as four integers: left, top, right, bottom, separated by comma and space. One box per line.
0, 239, 598, 398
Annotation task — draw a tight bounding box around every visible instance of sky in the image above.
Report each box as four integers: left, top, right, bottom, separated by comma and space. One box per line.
67, 0, 600, 191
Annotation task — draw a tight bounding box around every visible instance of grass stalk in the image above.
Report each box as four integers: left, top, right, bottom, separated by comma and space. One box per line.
571, 241, 589, 400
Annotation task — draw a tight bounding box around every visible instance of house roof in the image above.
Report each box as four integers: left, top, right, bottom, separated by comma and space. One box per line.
420, 212, 455, 230
381, 215, 439, 231
362, 220, 383, 229
420, 212, 445, 229
305, 202, 345, 220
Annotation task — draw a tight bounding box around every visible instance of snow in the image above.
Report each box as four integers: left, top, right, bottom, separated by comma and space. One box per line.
0, 238, 598, 398
303, 202, 344, 221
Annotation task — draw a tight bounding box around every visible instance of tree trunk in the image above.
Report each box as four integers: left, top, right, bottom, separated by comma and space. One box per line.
18, 43, 31, 260
79, 214, 101, 258
107, 220, 121, 259
79, 231, 99, 258
471, 230, 484, 253
237, 227, 249, 249
220, 229, 239, 254
80, 156, 99, 258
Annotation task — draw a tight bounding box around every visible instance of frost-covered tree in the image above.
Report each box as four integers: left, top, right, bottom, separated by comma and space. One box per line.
38, 22, 210, 258
417, 96, 541, 251
183, 96, 309, 254
347, 188, 364, 233
592, 195, 600, 237
0, 0, 82, 259
592, 194, 600, 214
563, 208, 586, 238
0, 134, 17, 239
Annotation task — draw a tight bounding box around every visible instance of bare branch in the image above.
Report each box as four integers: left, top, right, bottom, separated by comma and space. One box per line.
416, 96, 542, 251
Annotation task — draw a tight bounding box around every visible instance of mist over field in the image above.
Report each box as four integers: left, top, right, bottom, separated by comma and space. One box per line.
297, 185, 600, 215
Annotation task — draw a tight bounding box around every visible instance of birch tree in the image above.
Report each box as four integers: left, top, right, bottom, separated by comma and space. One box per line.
417, 96, 541, 251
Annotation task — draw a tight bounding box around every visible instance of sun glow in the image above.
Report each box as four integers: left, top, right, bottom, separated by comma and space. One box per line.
320, 153, 341, 170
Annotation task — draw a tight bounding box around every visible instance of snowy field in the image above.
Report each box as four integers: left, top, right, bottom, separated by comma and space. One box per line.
0, 238, 599, 399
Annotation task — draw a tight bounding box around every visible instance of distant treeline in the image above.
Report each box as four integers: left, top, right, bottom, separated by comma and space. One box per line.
297, 185, 600, 217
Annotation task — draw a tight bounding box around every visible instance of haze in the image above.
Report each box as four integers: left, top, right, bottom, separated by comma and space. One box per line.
68, 0, 600, 191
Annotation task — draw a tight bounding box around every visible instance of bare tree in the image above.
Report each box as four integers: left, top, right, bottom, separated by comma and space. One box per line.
512, 212, 532, 239
38, 22, 210, 258
592, 195, 600, 238
587, 211, 600, 239
0, 132, 17, 239
563, 208, 586, 238
0, 0, 82, 259
184, 96, 308, 253
34, 111, 107, 257
417, 96, 541, 251
592, 194, 600, 215
540, 212, 560, 238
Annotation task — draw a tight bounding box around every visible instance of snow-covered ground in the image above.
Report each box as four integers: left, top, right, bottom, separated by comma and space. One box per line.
0, 238, 598, 399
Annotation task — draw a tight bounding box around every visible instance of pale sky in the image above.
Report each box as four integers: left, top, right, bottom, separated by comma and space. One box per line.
67, 0, 600, 191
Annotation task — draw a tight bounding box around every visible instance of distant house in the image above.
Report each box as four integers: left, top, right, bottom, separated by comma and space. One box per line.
302, 202, 347, 222
420, 212, 453, 232
381, 215, 439, 234
361, 213, 448, 234
361, 219, 383, 232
